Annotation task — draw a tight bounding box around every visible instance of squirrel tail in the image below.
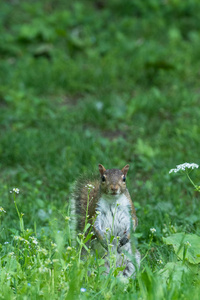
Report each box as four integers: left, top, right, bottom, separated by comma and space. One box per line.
69, 177, 100, 245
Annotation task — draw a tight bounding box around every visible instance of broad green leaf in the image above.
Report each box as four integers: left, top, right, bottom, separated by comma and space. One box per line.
159, 262, 190, 283
113, 266, 126, 277
163, 233, 200, 264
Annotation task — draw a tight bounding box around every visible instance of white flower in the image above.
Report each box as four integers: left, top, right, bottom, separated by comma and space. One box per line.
80, 288, 86, 292
0, 207, 6, 213
150, 228, 156, 234
185, 241, 191, 247
38, 266, 48, 273
14, 236, 24, 241
85, 184, 95, 190
29, 237, 38, 245
157, 259, 163, 264
13, 188, 20, 194
51, 242, 57, 248
169, 163, 199, 174
37, 248, 48, 255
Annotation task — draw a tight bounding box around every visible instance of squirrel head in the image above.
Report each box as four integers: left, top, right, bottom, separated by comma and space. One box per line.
98, 164, 129, 196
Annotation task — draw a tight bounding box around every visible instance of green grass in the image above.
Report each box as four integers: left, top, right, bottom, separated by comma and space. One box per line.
0, 0, 200, 298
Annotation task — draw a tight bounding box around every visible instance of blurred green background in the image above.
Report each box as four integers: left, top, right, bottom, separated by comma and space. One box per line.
1, 0, 200, 245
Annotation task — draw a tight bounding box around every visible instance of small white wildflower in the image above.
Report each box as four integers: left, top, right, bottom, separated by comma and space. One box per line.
0, 207, 6, 213
96, 211, 101, 215
29, 237, 38, 245
157, 259, 163, 264
4, 242, 9, 244
24, 240, 30, 245
8, 252, 15, 257
37, 248, 48, 255
45, 259, 52, 265
80, 287, 86, 292
68, 263, 73, 267
105, 227, 110, 232
169, 163, 199, 174
38, 266, 48, 273
150, 228, 156, 234
85, 184, 95, 190
67, 246, 72, 251
14, 236, 25, 242
13, 188, 20, 194
65, 216, 71, 221
185, 241, 191, 247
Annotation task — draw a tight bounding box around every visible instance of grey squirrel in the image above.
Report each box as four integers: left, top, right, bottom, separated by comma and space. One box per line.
70, 164, 140, 277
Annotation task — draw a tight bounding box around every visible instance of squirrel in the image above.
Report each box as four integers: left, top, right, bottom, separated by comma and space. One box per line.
70, 164, 140, 277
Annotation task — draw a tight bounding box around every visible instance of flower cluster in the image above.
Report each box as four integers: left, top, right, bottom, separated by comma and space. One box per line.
29, 236, 38, 245
150, 228, 156, 234
10, 188, 20, 194
85, 184, 95, 190
0, 207, 6, 213
14, 236, 29, 245
169, 163, 199, 174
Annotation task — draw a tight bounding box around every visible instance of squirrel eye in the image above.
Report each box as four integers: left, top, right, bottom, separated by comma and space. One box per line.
102, 175, 106, 182
122, 175, 126, 182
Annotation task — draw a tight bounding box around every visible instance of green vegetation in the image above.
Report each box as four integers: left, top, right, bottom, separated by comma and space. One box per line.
0, 0, 200, 298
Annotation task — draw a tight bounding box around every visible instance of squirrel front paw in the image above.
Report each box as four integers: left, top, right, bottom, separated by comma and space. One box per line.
117, 231, 130, 252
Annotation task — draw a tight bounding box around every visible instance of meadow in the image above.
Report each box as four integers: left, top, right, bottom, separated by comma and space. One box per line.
0, 0, 200, 298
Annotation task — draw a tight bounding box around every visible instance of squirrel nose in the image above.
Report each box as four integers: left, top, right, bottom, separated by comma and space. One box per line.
111, 185, 118, 192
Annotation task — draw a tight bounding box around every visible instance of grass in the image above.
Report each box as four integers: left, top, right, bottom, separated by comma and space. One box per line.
0, 0, 200, 298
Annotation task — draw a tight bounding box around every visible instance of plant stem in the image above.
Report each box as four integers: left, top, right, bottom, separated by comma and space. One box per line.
186, 171, 197, 189
13, 194, 24, 234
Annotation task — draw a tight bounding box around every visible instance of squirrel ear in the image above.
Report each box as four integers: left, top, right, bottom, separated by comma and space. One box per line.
99, 164, 106, 176
122, 164, 129, 176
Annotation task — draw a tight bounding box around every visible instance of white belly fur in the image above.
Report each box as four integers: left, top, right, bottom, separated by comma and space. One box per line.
95, 193, 131, 241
